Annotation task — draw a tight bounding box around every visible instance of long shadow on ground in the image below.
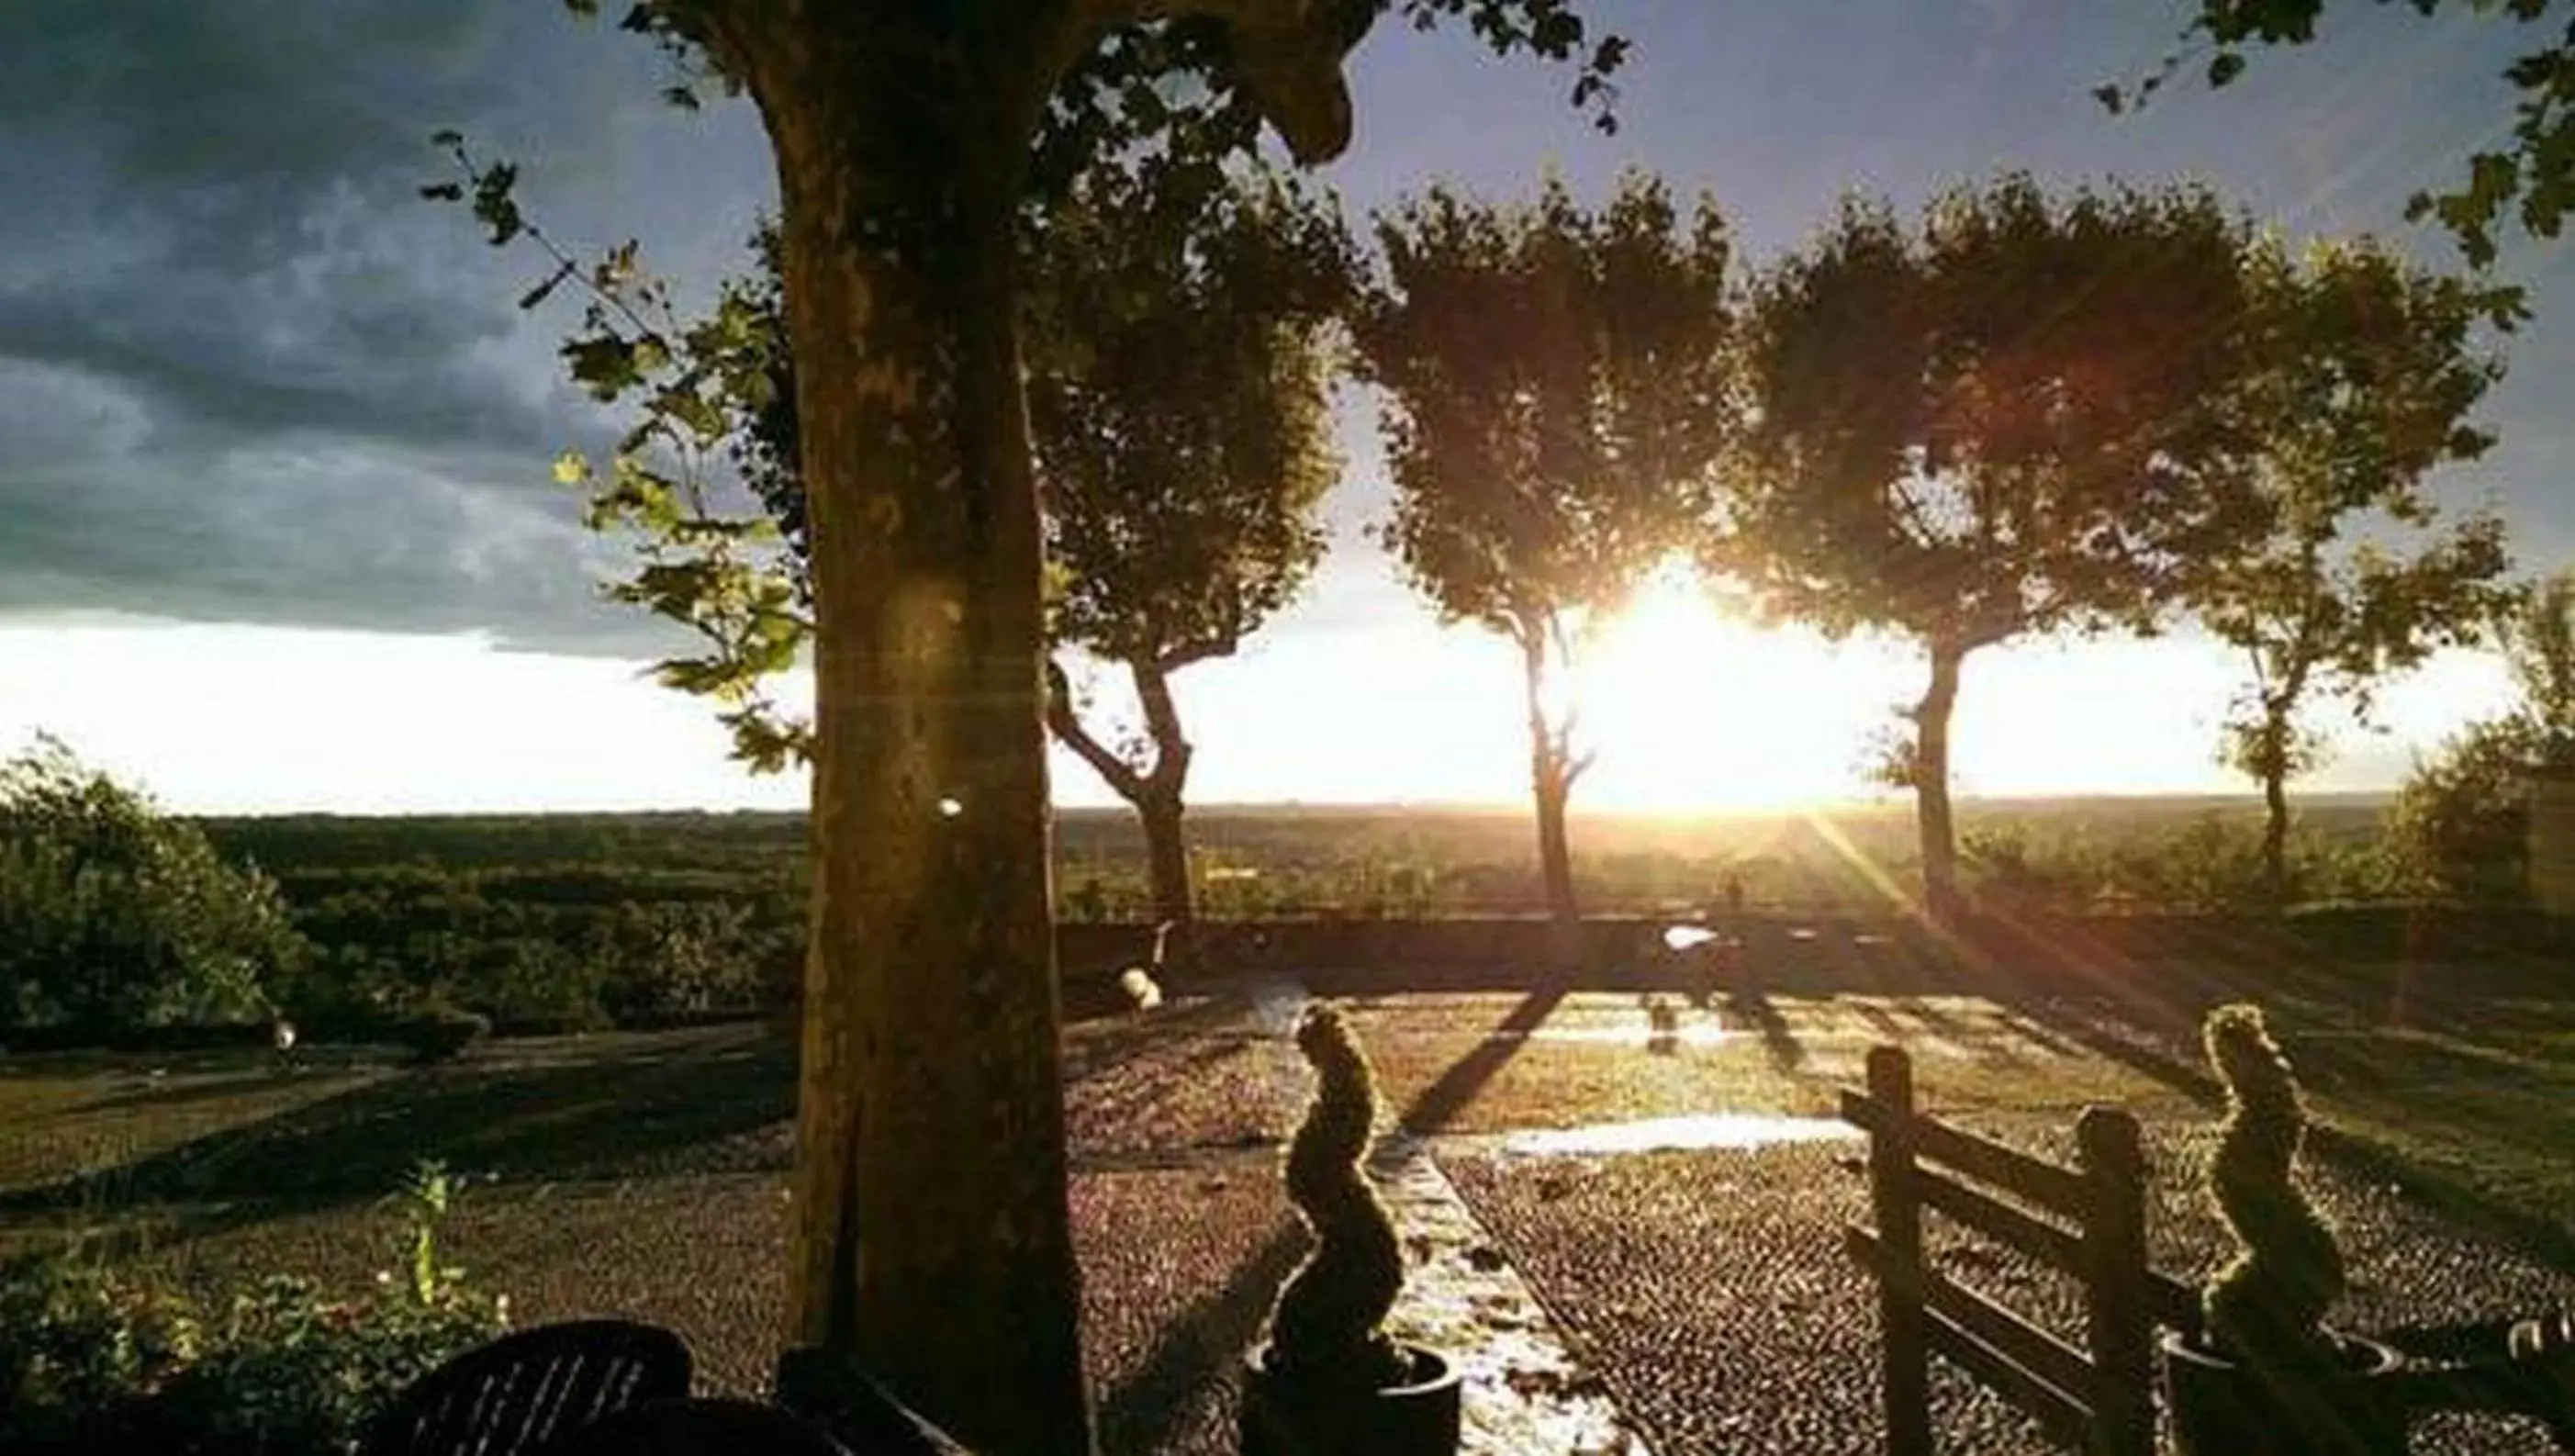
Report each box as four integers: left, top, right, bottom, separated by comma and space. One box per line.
1723, 986, 1807, 1072
2015, 994, 2575, 1279
1095, 1226, 1304, 1454
1394, 983, 1567, 1133
0, 1033, 799, 1229
6, 995, 1272, 1238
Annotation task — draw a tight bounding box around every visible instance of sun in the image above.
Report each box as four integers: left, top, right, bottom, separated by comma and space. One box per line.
1565, 567, 1906, 813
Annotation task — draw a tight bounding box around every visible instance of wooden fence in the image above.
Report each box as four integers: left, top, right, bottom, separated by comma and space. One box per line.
1842, 1045, 2204, 1456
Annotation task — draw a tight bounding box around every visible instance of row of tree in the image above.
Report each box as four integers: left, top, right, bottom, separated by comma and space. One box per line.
451, 161, 2527, 942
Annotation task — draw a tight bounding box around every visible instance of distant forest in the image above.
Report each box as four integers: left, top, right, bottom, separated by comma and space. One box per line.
186, 797, 2404, 1031
203, 797, 2398, 923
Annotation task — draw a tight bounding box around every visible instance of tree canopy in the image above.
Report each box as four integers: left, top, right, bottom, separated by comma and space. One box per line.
1736, 173, 2253, 913
2388, 571, 2575, 902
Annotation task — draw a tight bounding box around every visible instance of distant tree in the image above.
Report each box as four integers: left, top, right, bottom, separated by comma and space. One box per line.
2105, 0, 2573, 276
2189, 238, 2517, 901
0, 737, 304, 1035
2390, 572, 2575, 902
465, 6, 1626, 1440
1735, 174, 2250, 919
1353, 174, 1735, 958
1029, 166, 1353, 941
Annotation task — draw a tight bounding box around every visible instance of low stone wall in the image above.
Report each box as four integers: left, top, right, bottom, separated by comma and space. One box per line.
1060, 908, 2575, 1003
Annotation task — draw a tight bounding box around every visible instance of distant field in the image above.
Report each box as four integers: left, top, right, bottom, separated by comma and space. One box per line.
204, 792, 2395, 921
173, 796, 2419, 1034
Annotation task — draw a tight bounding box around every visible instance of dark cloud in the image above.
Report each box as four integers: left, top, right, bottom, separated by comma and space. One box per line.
0, 0, 775, 652
1, 0, 2567, 668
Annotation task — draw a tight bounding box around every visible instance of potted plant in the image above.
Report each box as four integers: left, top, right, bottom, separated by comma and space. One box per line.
2162, 1003, 2404, 1456
1240, 1004, 1461, 1456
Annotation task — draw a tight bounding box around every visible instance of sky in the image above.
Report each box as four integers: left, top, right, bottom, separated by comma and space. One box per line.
0, 0, 2567, 814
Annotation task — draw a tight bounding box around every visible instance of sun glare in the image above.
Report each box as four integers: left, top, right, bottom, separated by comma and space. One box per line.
1566, 568, 1911, 813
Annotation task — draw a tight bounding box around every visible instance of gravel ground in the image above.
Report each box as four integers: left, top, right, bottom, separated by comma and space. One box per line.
14, 993, 2575, 1452
1444, 1118, 2575, 1456
1343, 993, 2189, 1136
135, 1166, 1298, 1453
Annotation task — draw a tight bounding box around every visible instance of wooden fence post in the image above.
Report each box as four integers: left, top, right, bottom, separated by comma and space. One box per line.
1868, 1045, 1932, 1456
2077, 1107, 2154, 1456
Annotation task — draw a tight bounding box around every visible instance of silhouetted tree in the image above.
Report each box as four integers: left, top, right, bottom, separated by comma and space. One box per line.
1354, 174, 1733, 960
1030, 167, 1354, 940
2106, 0, 2572, 274
2189, 238, 2516, 900
472, 6, 1628, 1450
1737, 174, 2248, 919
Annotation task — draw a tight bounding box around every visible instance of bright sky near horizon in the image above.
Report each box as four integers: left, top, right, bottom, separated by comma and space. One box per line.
0, 1, 2567, 814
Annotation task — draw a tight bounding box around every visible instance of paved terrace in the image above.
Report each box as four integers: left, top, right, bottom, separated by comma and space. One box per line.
5, 986, 2571, 1452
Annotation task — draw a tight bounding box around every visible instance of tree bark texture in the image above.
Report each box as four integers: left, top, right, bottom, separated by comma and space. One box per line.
720, 13, 1089, 1453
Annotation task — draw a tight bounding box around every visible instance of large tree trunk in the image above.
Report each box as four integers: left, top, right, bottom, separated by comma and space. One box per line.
1915, 640, 1967, 924
730, 17, 1089, 1454
1521, 632, 1582, 967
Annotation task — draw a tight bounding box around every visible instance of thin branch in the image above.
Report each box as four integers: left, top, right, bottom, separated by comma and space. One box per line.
1046, 661, 1148, 804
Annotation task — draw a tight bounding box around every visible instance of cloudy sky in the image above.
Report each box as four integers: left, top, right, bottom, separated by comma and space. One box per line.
1, 1, 2567, 812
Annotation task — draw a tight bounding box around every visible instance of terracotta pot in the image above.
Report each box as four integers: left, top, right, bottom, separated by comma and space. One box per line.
1238, 1343, 1461, 1456
2163, 1327, 2406, 1456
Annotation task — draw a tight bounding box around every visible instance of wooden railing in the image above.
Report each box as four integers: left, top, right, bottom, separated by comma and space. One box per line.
1842, 1045, 2202, 1456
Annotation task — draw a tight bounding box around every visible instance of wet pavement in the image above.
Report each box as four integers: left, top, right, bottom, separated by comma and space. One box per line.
1063, 983, 2575, 1453
20, 984, 2575, 1452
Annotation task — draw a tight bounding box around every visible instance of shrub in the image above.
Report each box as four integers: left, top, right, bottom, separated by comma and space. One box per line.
1263, 1003, 1407, 1390
2385, 715, 2541, 906
2201, 1004, 2346, 1371
2383, 575, 2575, 907
0, 1162, 507, 1454
0, 737, 308, 1036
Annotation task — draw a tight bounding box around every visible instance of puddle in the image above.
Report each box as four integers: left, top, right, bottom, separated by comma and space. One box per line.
1662, 925, 1719, 951
1500, 1113, 1858, 1157
1372, 1139, 1655, 1454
